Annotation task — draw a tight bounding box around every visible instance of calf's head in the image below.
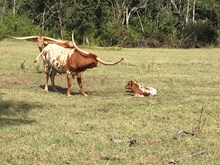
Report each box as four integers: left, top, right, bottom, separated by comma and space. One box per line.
125, 80, 136, 89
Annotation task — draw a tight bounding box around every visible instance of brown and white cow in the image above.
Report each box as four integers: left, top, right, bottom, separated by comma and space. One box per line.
125, 80, 157, 97
35, 35, 124, 97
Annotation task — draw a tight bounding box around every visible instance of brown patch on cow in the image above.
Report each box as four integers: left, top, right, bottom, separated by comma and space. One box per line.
56, 55, 61, 61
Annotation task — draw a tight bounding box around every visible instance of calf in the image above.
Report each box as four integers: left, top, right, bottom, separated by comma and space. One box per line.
125, 80, 157, 97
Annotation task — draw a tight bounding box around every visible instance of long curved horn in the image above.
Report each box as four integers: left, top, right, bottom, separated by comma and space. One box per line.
13, 36, 67, 44
42, 36, 67, 43
71, 33, 89, 55
13, 36, 39, 40
96, 57, 124, 65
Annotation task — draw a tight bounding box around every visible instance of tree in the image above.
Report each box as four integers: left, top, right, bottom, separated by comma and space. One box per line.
0, 0, 219, 47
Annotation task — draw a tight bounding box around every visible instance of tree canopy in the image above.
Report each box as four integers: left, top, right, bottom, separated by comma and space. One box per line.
0, 0, 219, 48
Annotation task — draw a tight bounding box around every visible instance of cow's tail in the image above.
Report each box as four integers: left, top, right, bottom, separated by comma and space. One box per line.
34, 50, 45, 63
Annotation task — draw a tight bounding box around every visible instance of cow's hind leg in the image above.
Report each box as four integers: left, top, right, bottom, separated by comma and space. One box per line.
44, 65, 49, 92
75, 73, 88, 96
50, 70, 57, 91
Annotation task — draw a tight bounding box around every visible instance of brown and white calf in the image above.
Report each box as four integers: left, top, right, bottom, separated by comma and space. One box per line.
125, 80, 157, 97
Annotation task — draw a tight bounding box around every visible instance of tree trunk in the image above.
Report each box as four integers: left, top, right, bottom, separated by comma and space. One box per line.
57, 0, 64, 39
83, 32, 89, 45
57, 11, 64, 39
137, 11, 144, 33
41, 9, 45, 34
192, 0, 196, 24
185, 0, 190, 23
13, 0, 16, 16
192, 0, 197, 46
1, 0, 6, 20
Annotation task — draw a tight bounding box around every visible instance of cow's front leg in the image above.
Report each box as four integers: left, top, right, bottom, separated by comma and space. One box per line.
76, 73, 88, 96
66, 74, 72, 97
50, 70, 57, 91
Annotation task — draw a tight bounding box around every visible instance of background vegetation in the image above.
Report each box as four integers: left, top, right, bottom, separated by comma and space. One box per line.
0, 0, 220, 48
0, 40, 220, 164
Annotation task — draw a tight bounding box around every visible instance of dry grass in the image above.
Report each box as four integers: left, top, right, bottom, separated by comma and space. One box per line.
0, 40, 220, 164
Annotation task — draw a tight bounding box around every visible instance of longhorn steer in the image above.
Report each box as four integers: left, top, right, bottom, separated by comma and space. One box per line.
35, 40, 124, 96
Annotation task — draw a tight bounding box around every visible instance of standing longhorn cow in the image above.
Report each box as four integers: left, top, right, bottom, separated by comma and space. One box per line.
34, 34, 124, 96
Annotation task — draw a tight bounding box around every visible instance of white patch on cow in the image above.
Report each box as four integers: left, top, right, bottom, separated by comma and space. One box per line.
43, 44, 75, 74
147, 87, 157, 96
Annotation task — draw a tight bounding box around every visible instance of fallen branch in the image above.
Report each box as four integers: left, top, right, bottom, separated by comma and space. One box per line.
168, 149, 206, 164
111, 134, 137, 147
100, 156, 121, 161
173, 130, 196, 140
111, 134, 126, 144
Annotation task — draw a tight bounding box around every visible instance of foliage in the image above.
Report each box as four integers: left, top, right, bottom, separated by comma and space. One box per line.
182, 20, 219, 48
0, 0, 219, 47
0, 13, 41, 40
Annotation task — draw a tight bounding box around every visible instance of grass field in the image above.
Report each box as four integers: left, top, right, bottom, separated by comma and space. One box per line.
0, 40, 220, 164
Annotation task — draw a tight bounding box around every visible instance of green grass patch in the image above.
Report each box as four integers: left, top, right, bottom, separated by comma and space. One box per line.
0, 40, 220, 164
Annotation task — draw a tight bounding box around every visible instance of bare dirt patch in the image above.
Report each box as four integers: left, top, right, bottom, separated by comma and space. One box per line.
0, 75, 38, 87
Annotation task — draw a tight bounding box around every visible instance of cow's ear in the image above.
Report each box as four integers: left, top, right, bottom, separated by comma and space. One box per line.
130, 81, 133, 86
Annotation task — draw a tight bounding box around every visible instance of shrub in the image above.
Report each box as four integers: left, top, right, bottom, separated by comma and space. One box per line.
181, 20, 219, 48
0, 13, 41, 39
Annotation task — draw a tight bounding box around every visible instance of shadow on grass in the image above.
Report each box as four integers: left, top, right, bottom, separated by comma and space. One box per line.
39, 84, 129, 97
39, 85, 84, 95
0, 95, 43, 126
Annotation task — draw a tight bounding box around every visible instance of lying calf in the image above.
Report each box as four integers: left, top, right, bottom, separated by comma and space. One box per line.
125, 80, 157, 97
